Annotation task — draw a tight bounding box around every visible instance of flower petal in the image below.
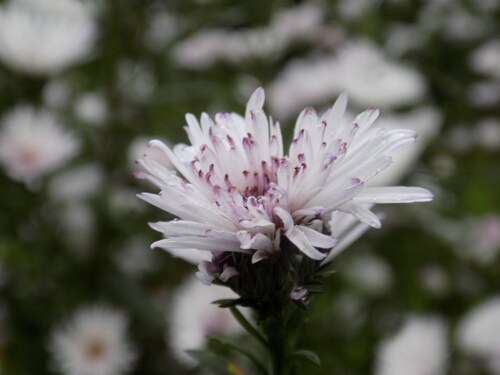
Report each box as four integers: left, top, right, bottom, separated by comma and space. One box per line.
286, 226, 327, 260
354, 186, 433, 204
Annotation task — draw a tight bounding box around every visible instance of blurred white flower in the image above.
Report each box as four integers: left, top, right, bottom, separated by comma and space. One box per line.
48, 163, 103, 201
385, 23, 425, 56
74, 92, 108, 126
341, 253, 393, 295
268, 40, 426, 119
419, 1, 493, 41
0, 105, 80, 186
421, 210, 500, 265
338, 0, 378, 20
59, 202, 96, 257
168, 276, 248, 367
419, 264, 450, 297
0, 0, 98, 76
470, 39, 500, 79
457, 296, 500, 374
113, 236, 159, 278
137, 88, 432, 283
143, 7, 178, 51
107, 187, 146, 217
172, 3, 323, 69
335, 41, 426, 109
442, 9, 489, 41
50, 306, 136, 375
267, 55, 342, 119
468, 81, 500, 108
117, 60, 155, 102
375, 316, 448, 375
474, 119, 500, 151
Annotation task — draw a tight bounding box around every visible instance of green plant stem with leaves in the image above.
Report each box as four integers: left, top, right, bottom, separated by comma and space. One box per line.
205, 240, 328, 374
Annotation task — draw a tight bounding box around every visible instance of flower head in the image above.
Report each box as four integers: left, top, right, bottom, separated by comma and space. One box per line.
0, 105, 80, 186
457, 296, 500, 374
49, 305, 136, 375
0, 0, 97, 76
375, 316, 448, 375
137, 88, 432, 288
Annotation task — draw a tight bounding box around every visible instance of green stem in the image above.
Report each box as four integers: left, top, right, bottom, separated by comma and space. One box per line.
259, 302, 304, 375
262, 313, 287, 375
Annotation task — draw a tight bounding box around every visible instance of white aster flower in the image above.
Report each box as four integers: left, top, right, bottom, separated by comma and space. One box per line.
375, 316, 448, 375
267, 55, 343, 119
470, 39, 500, 80
137, 88, 432, 284
335, 41, 426, 109
341, 252, 393, 295
113, 236, 159, 278
48, 163, 103, 202
268, 40, 426, 119
49, 306, 136, 375
74, 92, 108, 126
168, 276, 248, 367
0, 105, 80, 186
457, 296, 500, 374
0, 0, 97, 76
171, 3, 322, 69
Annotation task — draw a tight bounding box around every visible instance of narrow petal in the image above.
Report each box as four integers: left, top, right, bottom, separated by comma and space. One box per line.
274, 206, 294, 234
298, 225, 337, 248
286, 226, 327, 260
237, 231, 273, 251
152, 237, 244, 253
340, 201, 381, 228
354, 186, 434, 204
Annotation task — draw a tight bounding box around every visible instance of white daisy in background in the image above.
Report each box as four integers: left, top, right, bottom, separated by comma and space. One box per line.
334, 41, 426, 110
49, 306, 137, 375
375, 316, 448, 375
268, 39, 426, 119
474, 119, 500, 151
113, 236, 159, 279
48, 163, 103, 202
457, 296, 500, 374
171, 3, 323, 69
58, 202, 96, 257
0, 0, 97, 76
419, 264, 450, 297
424, 213, 500, 265
143, 6, 178, 52
116, 60, 155, 103
267, 55, 343, 119
468, 81, 500, 108
168, 276, 248, 367
137, 88, 432, 284
470, 39, 500, 79
340, 252, 393, 295
0, 105, 80, 187
73, 92, 108, 126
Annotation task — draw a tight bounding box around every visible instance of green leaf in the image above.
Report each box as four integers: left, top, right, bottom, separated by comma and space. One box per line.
187, 350, 248, 375
287, 349, 321, 367
229, 306, 269, 348
207, 336, 270, 375
212, 298, 243, 308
